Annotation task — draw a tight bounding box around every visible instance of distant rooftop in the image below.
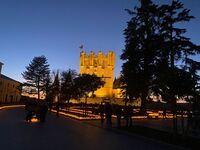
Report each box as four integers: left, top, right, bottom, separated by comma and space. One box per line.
0, 74, 21, 84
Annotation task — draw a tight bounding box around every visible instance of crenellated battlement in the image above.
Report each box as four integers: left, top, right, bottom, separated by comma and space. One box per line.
80, 51, 115, 68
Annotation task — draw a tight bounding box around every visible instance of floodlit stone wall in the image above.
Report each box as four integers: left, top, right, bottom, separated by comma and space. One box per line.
80, 51, 115, 98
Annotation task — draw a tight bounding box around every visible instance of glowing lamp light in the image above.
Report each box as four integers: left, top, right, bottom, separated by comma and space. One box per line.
0, 105, 25, 110
30, 117, 39, 123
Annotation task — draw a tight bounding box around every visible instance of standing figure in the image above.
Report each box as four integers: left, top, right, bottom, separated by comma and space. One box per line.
40, 102, 48, 122
99, 103, 105, 127
115, 105, 122, 128
124, 104, 133, 127
25, 101, 34, 122
163, 108, 167, 118
105, 102, 112, 128
128, 104, 133, 126
56, 101, 60, 117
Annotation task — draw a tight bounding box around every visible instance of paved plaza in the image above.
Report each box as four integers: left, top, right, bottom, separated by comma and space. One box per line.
0, 108, 187, 150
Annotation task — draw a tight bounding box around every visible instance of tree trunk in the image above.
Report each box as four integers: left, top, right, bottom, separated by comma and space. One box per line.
84, 95, 88, 116
171, 97, 177, 135
140, 93, 147, 115
181, 110, 184, 134
67, 99, 70, 111
37, 76, 40, 100
124, 92, 128, 106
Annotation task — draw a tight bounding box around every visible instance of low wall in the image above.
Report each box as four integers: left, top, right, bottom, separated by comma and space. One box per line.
70, 97, 141, 106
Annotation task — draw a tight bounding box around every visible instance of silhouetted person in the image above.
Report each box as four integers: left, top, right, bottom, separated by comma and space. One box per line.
25, 101, 35, 122
105, 102, 112, 128
49, 101, 52, 112
186, 110, 193, 134
163, 108, 167, 118
25, 101, 29, 111
115, 105, 122, 128
124, 104, 133, 127
26, 109, 34, 122
56, 101, 60, 117
39, 102, 48, 122
35, 103, 41, 121
98, 103, 105, 127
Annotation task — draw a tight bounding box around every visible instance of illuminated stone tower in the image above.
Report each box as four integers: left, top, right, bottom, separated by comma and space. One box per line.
80, 51, 115, 97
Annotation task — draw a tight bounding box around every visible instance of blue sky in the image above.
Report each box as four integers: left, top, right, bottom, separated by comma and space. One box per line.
0, 0, 200, 82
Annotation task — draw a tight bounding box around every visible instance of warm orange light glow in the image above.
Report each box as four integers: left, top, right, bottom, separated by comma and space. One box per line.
146, 111, 175, 119
53, 108, 178, 120
133, 116, 147, 119
80, 51, 116, 97
0, 105, 25, 110
30, 117, 39, 123
61, 108, 98, 118
51, 109, 101, 120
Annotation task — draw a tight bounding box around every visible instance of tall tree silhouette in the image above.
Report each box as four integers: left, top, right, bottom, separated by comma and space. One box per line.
154, 0, 200, 133
74, 74, 105, 115
121, 0, 159, 113
74, 74, 105, 103
60, 69, 77, 104
51, 70, 60, 102
22, 55, 50, 100
121, 0, 200, 133
44, 73, 53, 102
184, 59, 200, 111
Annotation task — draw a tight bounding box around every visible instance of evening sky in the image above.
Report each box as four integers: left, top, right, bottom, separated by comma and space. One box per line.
0, 0, 199, 82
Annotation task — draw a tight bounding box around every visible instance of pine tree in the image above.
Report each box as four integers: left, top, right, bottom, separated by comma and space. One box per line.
74, 74, 105, 115
60, 69, 77, 104
22, 55, 50, 100
155, 0, 200, 133
121, 0, 159, 113
51, 70, 60, 102
121, 0, 200, 133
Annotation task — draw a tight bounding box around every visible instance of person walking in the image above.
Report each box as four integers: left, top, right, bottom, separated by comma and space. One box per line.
115, 105, 122, 128
56, 101, 60, 117
127, 104, 133, 127
105, 102, 112, 128
40, 102, 48, 122
99, 103, 105, 127
124, 104, 133, 127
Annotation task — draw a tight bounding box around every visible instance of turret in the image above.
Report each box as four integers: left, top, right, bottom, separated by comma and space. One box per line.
107, 51, 115, 66
80, 51, 86, 66
89, 51, 95, 66
98, 51, 103, 65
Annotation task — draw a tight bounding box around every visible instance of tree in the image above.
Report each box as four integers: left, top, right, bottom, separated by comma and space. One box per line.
60, 69, 78, 105
74, 74, 105, 102
185, 58, 200, 110
22, 55, 50, 100
121, 0, 159, 113
121, 0, 200, 133
51, 70, 60, 102
44, 73, 53, 102
74, 74, 105, 115
154, 0, 200, 133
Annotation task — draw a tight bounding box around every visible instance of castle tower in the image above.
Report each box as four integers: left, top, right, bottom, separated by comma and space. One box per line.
80, 51, 115, 97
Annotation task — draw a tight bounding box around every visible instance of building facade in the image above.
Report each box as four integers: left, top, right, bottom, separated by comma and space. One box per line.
80, 51, 115, 98
0, 62, 21, 103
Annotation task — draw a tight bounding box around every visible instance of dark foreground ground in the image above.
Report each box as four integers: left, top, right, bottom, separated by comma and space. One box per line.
0, 108, 187, 150
84, 118, 200, 150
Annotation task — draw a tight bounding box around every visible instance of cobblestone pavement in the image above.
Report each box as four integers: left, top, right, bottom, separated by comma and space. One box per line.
0, 108, 187, 150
